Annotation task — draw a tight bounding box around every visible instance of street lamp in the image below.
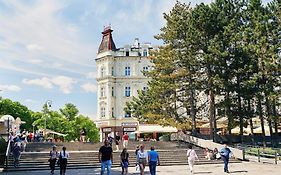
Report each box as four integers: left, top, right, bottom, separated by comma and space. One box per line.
32, 123, 35, 141
44, 100, 52, 141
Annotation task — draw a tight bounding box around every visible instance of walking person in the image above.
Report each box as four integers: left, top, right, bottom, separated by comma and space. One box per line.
59, 146, 70, 175
122, 132, 129, 148
120, 148, 129, 175
49, 145, 58, 174
220, 144, 232, 173
135, 145, 140, 173
137, 144, 148, 175
187, 145, 199, 174
99, 139, 113, 175
80, 128, 86, 143
115, 133, 121, 151
148, 146, 160, 175
12, 141, 21, 168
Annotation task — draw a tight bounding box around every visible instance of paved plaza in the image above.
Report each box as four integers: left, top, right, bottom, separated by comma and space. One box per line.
1, 162, 281, 175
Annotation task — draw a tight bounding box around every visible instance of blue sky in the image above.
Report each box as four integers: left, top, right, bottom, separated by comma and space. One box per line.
0, 0, 273, 119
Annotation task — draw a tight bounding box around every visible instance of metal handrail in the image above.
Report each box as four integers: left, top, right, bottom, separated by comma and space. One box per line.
5, 140, 11, 170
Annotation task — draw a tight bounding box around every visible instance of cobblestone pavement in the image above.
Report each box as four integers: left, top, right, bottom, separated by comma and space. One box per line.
1, 162, 281, 175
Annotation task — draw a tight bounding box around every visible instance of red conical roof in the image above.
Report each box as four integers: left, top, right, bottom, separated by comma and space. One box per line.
98, 26, 116, 53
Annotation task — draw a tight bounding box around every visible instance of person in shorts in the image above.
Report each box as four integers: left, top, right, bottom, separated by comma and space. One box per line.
115, 133, 121, 151
137, 144, 147, 175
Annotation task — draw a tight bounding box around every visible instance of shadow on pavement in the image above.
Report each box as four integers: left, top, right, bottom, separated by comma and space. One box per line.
193, 171, 212, 174
229, 170, 248, 174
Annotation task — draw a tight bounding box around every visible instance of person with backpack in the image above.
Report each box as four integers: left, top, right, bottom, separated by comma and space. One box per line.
49, 145, 59, 174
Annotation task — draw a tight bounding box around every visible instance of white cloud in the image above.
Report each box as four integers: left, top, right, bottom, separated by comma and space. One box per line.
86, 72, 97, 79
0, 0, 96, 77
22, 76, 77, 94
0, 84, 21, 92
23, 77, 53, 89
26, 44, 43, 51
24, 99, 38, 104
51, 76, 77, 94
81, 82, 97, 93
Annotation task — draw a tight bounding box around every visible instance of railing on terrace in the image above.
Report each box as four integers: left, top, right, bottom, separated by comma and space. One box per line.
5, 140, 11, 170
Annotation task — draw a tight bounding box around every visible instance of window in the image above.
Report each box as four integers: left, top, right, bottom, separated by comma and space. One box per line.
111, 87, 114, 96
125, 67, 131, 76
111, 67, 114, 76
124, 112, 131, 118
112, 108, 114, 118
100, 67, 105, 77
143, 49, 148, 57
101, 107, 106, 118
100, 87, 105, 97
143, 86, 148, 92
143, 66, 149, 76
143, 66, 148, 72
125, 87, 131, 97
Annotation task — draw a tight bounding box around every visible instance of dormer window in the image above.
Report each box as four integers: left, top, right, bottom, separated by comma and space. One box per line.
143, 49, 148, 57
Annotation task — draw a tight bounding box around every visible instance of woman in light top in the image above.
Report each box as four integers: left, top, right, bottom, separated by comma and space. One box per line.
136, 144, 148, 175
49, 145, 58, 174
59, 146, 70, 175
187, 145, 199, 174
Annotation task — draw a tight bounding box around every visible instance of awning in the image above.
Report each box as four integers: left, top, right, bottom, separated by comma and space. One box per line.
136, 124, 178, 134
46, 129, 67, 137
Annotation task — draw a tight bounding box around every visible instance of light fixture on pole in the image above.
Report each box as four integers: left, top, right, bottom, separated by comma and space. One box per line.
44, 100, 52, 141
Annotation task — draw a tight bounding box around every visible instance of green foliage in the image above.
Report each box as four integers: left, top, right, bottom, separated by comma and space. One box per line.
0, 98, 33, 130
0, 98, 100, 142
59, 103, 79, 120
126, 0, 281, 140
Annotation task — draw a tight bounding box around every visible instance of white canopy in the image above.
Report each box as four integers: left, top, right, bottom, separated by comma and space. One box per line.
46, 129, 67, 137
136, 124, 178, 134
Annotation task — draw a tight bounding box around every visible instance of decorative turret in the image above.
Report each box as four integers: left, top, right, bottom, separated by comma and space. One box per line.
98, 26, 116, 53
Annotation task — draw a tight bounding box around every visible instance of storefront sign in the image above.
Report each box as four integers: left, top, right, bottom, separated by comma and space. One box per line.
95, 121, 109, 127
121, 122, 138, 127
123, 127, 136, 132
102, 128, 112, 132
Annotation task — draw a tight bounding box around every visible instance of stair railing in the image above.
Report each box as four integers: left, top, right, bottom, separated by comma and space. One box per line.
5, 140, 11, 170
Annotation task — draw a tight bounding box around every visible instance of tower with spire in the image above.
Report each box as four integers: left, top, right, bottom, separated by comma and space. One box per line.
95, 26, 157, 141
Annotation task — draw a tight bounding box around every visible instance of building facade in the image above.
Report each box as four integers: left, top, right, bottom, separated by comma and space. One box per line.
95, 27, 157, 141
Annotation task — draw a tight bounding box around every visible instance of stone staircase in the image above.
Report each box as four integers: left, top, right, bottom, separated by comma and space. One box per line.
6, 141, 241, 171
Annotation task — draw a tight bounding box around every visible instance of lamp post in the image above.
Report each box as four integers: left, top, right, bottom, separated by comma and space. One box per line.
44, 100, 52, 141
32, 123, 35, 142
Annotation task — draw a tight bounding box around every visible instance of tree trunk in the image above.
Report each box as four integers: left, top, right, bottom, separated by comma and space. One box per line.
272, 100, 278, 136
209, 89, 215, 141
258, 98, 266, 147
189, 87, 196, 135
237, 76, 243, 138
265, 98, 273, 141
248, 99, 254, 134
226, 92, 232, 135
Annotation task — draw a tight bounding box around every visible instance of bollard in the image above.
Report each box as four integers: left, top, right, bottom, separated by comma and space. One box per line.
275, 151, 277, 164
258, 149, 260, 162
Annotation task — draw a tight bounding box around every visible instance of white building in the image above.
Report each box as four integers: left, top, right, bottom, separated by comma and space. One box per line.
95, 26, 157, 141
